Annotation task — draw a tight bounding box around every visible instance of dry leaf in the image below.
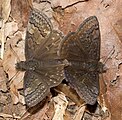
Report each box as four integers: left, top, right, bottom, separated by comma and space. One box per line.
0, 60, 7, 92
73, 105, 86, 120
52, 93, 68, 120
56, 84, 84, 106
51, 0, 86, 8
0, 0, 11, 59
0, 113, 13, 119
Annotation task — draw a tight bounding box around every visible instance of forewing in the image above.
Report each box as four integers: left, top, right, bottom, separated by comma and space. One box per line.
34, 30, 63, 60
76, 16, 100, 61
59, 16, 100, 62
24, 71, 49, 107
25, 9, 52, 60
59, 32, 84, 61
64, 66, 99, 105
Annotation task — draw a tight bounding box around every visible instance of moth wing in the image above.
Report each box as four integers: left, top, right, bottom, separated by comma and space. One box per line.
33, 30, 63, 60
25, 9, 52, 60
24, 71, 49, 107
59, 16, 100, 62
64, 66, 99, 105
59, 16, 100, 105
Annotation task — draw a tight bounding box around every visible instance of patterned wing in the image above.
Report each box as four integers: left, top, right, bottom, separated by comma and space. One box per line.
25, 8, 52, 60
59, 16, 100, 62
64, 66, 99, 105
33, 30, 63, 60
76, 16, 100, 61
59, 16, 101, 105
36, 64, 65, 87
24, 71, 50, 107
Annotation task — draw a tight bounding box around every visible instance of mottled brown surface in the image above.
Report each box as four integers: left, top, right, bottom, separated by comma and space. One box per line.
0, 0, 122, 120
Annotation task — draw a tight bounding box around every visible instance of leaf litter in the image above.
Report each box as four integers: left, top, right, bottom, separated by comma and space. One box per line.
0, 0, 122, 120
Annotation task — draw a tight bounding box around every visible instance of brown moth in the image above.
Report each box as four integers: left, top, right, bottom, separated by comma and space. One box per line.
16, 9, 66, 107
59, 16, 101, 105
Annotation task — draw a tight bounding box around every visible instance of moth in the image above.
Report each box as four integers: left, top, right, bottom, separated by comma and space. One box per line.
59, 16, 101, 105
16, 9, 66, 107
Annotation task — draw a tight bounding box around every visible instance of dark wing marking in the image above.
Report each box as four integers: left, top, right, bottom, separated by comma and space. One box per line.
64, 66, 99, 105
25, 9, 52, 60
76, 16, 100, 61
24, 71, 49, 107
